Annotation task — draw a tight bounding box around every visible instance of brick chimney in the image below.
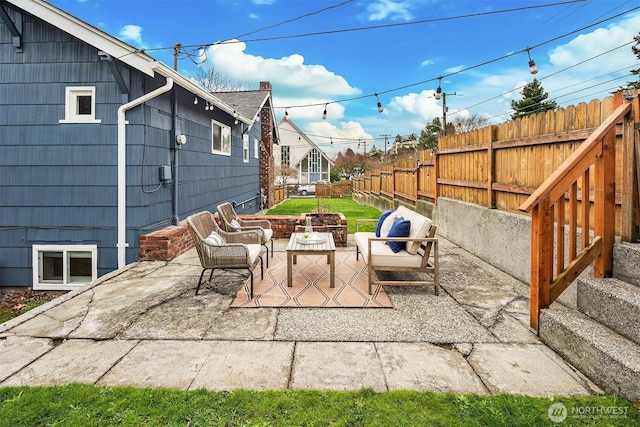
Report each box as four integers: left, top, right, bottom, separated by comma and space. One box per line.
259, 81, 275, 208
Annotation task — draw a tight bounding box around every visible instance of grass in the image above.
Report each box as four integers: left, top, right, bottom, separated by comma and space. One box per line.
0, 384, 638, 426
267, 198, 382, 234
0, 300, 49, 324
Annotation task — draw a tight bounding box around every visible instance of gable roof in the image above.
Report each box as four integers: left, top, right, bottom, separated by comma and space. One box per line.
277, 117, 333, 167
4, 0, 260, 125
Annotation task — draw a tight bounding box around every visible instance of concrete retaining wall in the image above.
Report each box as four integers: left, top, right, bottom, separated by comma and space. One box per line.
435, 198, 531, 284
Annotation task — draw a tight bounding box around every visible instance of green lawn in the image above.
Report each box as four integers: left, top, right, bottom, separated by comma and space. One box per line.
0, 384, 638, 426
267, 198, 382, 234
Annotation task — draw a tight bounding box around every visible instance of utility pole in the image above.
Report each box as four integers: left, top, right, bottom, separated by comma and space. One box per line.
173, 43, 182, 71
442, 92, 461, 136
380, 134, 391, 155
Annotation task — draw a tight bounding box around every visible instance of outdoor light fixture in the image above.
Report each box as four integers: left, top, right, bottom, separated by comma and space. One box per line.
234, 110, 239, 125
193, 97, 198, 105
435, 77, 442, 100
330, 137, 333, 145
375, 94, 383, 113
526, 48, 538, 75
322, 104, 328, 120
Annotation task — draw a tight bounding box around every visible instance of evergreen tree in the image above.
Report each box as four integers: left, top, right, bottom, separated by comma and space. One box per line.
511, 78, 557, 120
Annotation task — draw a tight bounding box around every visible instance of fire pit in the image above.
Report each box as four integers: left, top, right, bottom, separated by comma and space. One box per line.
296, 212, 348, 247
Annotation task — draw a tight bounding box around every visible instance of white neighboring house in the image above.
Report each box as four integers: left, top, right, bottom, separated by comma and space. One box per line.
274, 117, 333, 184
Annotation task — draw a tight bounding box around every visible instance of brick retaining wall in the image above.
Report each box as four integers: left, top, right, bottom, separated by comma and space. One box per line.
138, 214, 313, 261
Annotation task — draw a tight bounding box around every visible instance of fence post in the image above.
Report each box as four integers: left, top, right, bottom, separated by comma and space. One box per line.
486, 126, 496, 209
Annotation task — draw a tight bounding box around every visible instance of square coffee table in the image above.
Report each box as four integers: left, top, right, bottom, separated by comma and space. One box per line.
286, 232, 336, 288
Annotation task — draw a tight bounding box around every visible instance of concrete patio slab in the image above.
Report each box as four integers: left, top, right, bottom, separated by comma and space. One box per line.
290, 342, 387, 391
375, 342, 488, 393
1, 339, 138, 386
467, 343, 602, 396
189, 341, 294, 391
98, 340, 215, 389
0, 336, 54, 382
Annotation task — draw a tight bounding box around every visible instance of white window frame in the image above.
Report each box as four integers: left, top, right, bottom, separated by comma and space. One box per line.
243, 134, 249, 162
211, 119, 231, 156
254, 138, 259, 159
32, 244, 98, 291
59, 86, 101, 123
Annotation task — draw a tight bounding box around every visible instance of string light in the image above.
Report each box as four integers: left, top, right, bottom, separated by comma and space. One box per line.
435, 77, 442, 100
322, 104, 328, 120
526, 48, 539, 75
375, 94, 383, 113
284, 109, 289, 121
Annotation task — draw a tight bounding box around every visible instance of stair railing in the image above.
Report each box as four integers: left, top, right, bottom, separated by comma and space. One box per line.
519, 98, 633, 334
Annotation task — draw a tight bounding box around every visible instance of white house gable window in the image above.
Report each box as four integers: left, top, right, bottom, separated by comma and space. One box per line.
60, 86, 101, 123
212, 119, 231, 155
32, 245, 98, 291
243, 134, 249, 162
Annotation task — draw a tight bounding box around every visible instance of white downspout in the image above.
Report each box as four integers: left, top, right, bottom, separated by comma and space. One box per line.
116, 77, 174, 268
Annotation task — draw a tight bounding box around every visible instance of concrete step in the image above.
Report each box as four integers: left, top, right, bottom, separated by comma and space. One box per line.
540, 307, 640, 402
577, 276, 640, 345
614, 241, 640, 288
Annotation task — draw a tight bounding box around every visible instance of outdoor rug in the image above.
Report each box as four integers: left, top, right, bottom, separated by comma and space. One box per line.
231, 251, 393, 308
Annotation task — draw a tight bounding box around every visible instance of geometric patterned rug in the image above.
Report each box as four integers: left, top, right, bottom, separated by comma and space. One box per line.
230, 251, 393, 308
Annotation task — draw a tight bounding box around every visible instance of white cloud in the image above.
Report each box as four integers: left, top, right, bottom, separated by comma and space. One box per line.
118, 25, 144, 47
367, 0, 414, 21
204, 41, 361, 100
387, 89, 442, 120
307, 121, 373, 157
421, 59, 435, 67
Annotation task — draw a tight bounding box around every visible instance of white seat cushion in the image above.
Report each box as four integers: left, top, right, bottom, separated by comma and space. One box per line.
355, 232, 423, 268
246, 243, 263, 263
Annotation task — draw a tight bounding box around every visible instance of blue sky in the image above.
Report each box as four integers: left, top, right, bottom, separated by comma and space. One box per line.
48, 0, 640, 156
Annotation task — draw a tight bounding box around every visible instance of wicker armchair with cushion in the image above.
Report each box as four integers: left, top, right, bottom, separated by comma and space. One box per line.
186, 211, 264, 298
217, 202, 274, 266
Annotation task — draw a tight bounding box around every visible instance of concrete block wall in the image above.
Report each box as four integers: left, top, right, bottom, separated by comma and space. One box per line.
435, 197, 531, 284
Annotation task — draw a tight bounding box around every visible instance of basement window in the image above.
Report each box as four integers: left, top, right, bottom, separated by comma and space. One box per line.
60, 86, 101, 123
32, 245, 97, 291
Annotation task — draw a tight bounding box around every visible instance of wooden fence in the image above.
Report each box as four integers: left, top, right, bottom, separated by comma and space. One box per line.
353, 93, 639, 237
274, 182, 352, 205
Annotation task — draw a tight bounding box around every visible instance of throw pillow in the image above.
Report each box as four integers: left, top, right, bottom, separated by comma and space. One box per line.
379, 212, 397, 237
229, 219, 241, 230
386, 217, 411, 253
375, 209, 395, 237
204, 231, 224, 245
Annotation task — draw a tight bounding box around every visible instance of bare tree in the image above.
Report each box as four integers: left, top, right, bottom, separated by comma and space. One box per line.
275, 166, 298, 185
451, 114, 490, 133
194, 66, 248, 92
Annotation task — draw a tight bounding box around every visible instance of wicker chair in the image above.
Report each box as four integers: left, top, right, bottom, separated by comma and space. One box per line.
217, 202, 274, 267
186, 211, 264, 298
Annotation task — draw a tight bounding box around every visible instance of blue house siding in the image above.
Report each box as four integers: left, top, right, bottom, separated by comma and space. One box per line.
1, 2, 272, 287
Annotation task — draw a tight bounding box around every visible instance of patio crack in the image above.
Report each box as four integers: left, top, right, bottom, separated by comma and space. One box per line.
65, 288, 96, 338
